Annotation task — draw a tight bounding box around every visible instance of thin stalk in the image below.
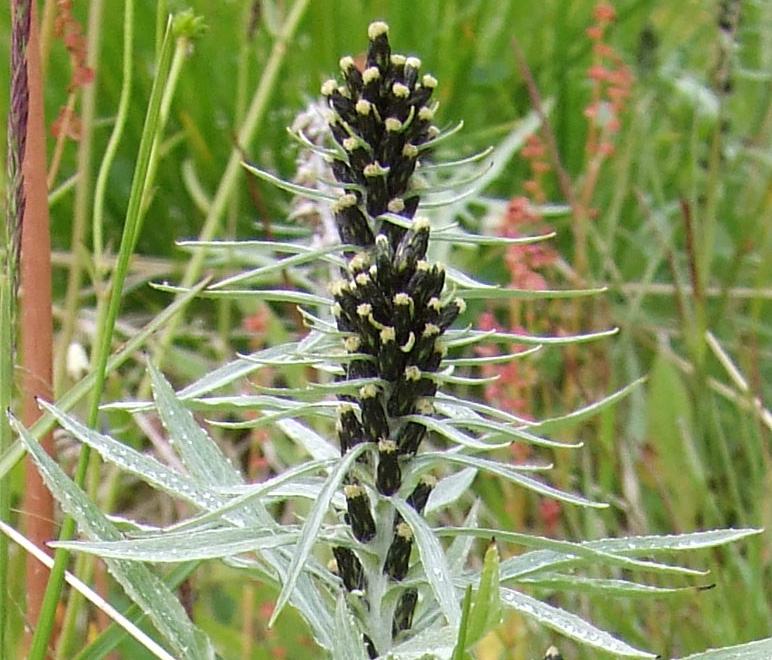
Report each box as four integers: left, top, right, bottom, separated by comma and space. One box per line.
219, 2, 253, 364
147, 0, 311, 380
26, 19, 176, 660
38, 0, 56, 81
19, 0, 56, 634
92, 0, 134, 264
54, 0, 104, 395
138, 31, 190, 228
58, 0, 135, 646
0, 285, 11, 657
2, 0, 31, 651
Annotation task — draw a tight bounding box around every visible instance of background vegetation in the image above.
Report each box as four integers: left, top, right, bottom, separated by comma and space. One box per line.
2, 0, 771, 658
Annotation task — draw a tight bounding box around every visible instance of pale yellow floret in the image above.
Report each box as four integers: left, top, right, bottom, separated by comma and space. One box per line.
344, 335, 361, 352
402, 143, 419, 158
368, 21, 389, 40
405, 366, 421, 381
378, 438, 397, 453
332, 193, 358, 212
363, 66, 381, 84
387, 198, 405, 213
395, 521, 413, 540
360, 383, 378, 399
422, 73, 438, 88
344, 484, 363, 498
412, 216, 431, 231
423, 322, 440, 337
355, 99, 372, 115
321, 79, 337, 96
380, 326, 396, 343
392, 82, 410, 98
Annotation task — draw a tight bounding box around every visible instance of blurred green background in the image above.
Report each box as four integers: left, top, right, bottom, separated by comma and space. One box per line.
2, 0, 771, 658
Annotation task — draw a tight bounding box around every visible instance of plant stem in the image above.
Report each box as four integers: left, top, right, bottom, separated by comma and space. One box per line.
17, 0, 56, 635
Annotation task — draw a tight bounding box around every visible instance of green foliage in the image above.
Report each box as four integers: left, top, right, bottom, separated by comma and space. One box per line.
1, 1, 771, 659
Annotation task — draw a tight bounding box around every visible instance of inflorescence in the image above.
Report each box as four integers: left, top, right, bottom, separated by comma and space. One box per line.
323, 21, 464, 655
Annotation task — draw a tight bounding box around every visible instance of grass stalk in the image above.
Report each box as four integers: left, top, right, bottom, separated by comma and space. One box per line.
18, 0, 56, 633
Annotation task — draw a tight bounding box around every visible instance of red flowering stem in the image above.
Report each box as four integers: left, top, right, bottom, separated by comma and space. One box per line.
18, 0, 57, 639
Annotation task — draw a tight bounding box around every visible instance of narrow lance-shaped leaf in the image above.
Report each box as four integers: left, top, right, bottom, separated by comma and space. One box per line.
269, 442, 369, 627
500, 587, 656, 659
465, 541, 502, 648
11, 414, 215, 660
393, 497, 462, 627
149, 361, 244, 487
333, 594, 370, 660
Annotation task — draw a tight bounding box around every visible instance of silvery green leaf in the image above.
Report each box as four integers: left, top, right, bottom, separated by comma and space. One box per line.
457, 286, 607, 301
12, 415, 215, 660
289, 126, 342, 159
425, 371, 500, 386
430, 230, 555, 246
588, 528, 761, 554
500, 587, 656, 658
277, 418, 338, 461
387, 626, 457, 660
412, 453, 604, 508
210, 401, 339, 429
38, 400, 220, 507
440, 416, 581, 450
209, 243, 346, 290
675, 638, 772, 660
516, 574, 690, 597
441, 345, 541, 367
439, 527, 704, 578
435, 393, 532, 426
393, 498, 461, 627
270, 442, 369, 627
149, 362, 243, 486
151, 281, 331, 306
443, 326, 618, 347
242, 161, 338, 201
178, 238, 335, 254
425, 468, 477, 514
419, 119, 465, 149
446, 500, 480, 575
175, 340, 307, 399
246, 350, 371, 365
402, 415, 511, 451
498, 529, 760, 582
528, 377, 647, 434
421, 145, 494, 171
333, 595, 369, 660
53, 527, 297, 561
253, 376, 382, 400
